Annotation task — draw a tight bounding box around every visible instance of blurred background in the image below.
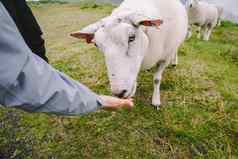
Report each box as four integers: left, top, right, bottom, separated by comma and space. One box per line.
27, 0, 238, 23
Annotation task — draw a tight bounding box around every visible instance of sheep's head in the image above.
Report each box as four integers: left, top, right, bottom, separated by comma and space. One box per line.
189, 0, 199, 8
71, 12, 163, 98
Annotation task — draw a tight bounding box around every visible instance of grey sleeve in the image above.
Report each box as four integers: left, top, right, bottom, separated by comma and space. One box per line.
0, 2, 102, 116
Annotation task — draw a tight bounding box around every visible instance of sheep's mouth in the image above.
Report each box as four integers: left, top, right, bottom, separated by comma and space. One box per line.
123, 82, 137, 99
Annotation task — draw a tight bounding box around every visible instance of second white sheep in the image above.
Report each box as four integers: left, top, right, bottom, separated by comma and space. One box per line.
187, 0, 218, 41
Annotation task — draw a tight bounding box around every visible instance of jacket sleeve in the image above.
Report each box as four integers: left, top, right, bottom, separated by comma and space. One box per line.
0, 2, 102, 116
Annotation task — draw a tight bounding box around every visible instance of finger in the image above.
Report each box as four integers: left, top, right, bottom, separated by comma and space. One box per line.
121, 99, 134, 109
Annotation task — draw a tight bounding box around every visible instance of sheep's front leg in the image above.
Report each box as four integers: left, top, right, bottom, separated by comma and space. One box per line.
201, 25, 207, 40
217, 18, 221, 26
152, 62, 167, 110
203, 27, 213, 41
186, 25, 192, 39
171, 50, 178, 67
196, 26, 201, 39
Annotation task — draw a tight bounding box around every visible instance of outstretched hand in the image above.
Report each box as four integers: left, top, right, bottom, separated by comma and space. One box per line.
99, 95, 134, 111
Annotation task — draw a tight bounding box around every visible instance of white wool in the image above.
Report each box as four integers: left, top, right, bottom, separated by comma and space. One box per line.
113, 0, 188, 69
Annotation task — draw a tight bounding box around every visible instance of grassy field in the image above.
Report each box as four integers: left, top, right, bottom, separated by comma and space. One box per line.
0, 3, 238, 159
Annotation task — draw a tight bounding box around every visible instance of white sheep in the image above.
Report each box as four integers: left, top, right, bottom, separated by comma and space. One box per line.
187, 0, 218, 41
71, 0, 188, 108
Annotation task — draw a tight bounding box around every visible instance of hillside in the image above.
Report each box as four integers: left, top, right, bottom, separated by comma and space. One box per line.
0, 3, 238, 159
205, 0, 238, 22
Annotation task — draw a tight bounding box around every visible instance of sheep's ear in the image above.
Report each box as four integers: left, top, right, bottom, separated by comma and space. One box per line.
70, 16, 111, 43
70, 32, 94, 43
70, 20, 103, 43
128, 13, 163, 28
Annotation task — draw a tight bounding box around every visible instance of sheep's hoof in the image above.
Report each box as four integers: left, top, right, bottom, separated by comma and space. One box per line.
168, 64, 177, 69
152, 103, 161, 111
153, 105, 161, 111
171, 64, 177, 68
152, 97, 161, 110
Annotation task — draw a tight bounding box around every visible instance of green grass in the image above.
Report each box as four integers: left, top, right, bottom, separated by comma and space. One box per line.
0, 3, 238, 159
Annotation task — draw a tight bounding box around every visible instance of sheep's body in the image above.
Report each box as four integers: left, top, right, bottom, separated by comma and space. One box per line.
112, 0, 188, 107
188, 1, 218, 41
113, 0, 188, 69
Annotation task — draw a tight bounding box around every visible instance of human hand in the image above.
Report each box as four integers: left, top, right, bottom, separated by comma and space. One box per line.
99, 95, 134, 111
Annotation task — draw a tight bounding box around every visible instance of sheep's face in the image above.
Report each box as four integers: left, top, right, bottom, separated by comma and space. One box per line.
93, 21, 149, 98
71, 13, 163, 98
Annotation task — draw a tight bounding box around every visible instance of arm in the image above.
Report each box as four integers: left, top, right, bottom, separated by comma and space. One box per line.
0, 2, 133, 115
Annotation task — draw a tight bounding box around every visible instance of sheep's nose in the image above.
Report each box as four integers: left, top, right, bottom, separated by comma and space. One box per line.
115, 90, 127, 98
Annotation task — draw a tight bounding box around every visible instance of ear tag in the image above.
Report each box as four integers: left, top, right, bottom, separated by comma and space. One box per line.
140, 20, 163, 30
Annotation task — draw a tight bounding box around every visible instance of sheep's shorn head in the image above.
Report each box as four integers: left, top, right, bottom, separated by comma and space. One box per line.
188, 0, 199, 8
71, 12, 163, 98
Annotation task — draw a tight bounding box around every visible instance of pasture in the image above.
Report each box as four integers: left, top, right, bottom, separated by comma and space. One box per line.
0, 3, 238, 159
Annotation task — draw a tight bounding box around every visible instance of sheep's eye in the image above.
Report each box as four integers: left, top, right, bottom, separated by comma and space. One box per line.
128, 35, 136, 43
94, 43, 98, 48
